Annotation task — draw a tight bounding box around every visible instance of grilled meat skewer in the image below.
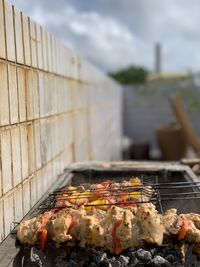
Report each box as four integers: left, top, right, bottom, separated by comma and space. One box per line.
54, 178, 155, 210
17, 203, 163, 254
17, 204, 200, 263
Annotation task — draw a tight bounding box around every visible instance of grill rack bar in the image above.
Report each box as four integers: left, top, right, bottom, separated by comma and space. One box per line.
52, 181, 200, 195
50, 189, 154, 198
149, 181, 200, 186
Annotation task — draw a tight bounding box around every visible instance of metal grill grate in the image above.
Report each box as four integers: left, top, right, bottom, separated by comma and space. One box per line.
37, 175, 200, 215
38, 176, 160, 213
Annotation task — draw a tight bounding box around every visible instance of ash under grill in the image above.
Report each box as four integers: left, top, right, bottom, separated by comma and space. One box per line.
2, 162, 200, 267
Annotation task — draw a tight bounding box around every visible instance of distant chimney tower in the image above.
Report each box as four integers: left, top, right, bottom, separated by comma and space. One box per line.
155, 43, 162, 73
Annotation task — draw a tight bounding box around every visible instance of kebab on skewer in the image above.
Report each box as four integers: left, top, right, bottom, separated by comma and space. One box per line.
17, 204, 200, 263
55, 178, 154, 209
17, 203, 163, 253
17, 178, 200, 264
17, 204, 200, 264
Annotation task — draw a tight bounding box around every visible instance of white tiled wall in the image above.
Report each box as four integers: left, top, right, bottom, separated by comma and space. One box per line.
0, 0, 122, 242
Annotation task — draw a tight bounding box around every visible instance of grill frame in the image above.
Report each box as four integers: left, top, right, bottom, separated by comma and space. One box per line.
0, 161, 199, 267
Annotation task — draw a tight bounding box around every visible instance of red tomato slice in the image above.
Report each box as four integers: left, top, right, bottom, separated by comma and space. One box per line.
95, 184, 105, 189
112, 220, 123, 254
178, 219, 189, 240
117, 200, 137, 208
101, 180, 113, 188
106, 197, 116, 209
76, 199, 88, 206
68, 217, 78, 232
107, 197, 116, 204
93, 189, 110, 197
40, 228, 48, 251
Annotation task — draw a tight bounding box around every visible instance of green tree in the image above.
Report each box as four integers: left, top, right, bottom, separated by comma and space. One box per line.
109, 66, 148, 85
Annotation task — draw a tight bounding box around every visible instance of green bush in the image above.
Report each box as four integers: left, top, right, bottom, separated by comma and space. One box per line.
109, 66, 148, 85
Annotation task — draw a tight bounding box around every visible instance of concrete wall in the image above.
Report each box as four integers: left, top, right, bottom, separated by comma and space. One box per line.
123, 84, 200, 150
0, 0, 122, 241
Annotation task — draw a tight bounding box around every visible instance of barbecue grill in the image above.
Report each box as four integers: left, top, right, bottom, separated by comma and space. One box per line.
1, 161, 200, 267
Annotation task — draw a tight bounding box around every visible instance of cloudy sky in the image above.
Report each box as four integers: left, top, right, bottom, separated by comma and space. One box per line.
10, 0, 200, 73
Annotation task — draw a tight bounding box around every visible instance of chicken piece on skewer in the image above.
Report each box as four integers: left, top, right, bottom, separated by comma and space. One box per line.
179, 215, 200, 263
17, 211, 53, 246
136, 203, 164, 246
48, 207, 87, 243
179, 213, 200, 244
180, 213, 200, 231
162, 209, 182, 236
96, 206, 135, 253
162, 209, 186, 263
162, 210, 200, 263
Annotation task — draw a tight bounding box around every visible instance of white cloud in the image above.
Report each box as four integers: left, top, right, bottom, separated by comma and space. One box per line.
9, 0, 200, 73
28, 5, 151, 72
